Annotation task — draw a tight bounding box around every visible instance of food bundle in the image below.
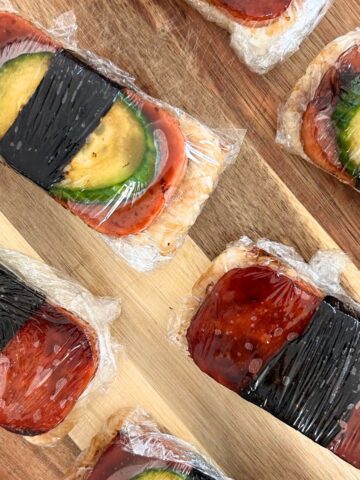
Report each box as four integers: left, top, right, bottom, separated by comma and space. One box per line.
172, 238, 360, 469
277, 30, 360, 190
0, 248, 119, 444
66, 408, 230, 480
0, 11, 240, 271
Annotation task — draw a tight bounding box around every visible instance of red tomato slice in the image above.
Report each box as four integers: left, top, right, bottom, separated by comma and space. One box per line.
301, 46, 360, 184
187, 265, 322, 392
207, 0, 291, 23
0, 303, 98, 436
0, 12, 57, 49
59, 91, 187, 237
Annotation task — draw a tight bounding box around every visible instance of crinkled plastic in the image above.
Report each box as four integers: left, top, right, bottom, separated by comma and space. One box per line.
0, 3, 243, 272
277, 29, 360, 190
0, 248, 120, 445
184, 0, 332, 74
66, 408, 231, 480
170, 237, 360, 469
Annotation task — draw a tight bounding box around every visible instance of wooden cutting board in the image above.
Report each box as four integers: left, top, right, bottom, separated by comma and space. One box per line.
0, 1, 360, 479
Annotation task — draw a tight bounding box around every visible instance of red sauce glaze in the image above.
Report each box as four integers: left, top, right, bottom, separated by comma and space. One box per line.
186, 266, 322, 392
59, 90, 187, 237
0, 303, 98, 436
87, 433, 190, 480
206, 0, 292, 23
0, 12, 57, 49
301, 45, 360, 184
328, 404, 360, 469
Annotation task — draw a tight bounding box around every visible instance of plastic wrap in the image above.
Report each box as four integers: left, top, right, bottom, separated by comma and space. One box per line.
65, 408, 231, 480
277, 29, 360, 190
170, 237, 360, 469
0, 248, 120, 445
0, 4, 243, 272
184, 0, 332, 74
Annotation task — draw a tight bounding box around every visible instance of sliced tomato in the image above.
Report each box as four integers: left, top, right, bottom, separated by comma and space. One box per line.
58, 91, 187, 237
187, 265, 323, 392
0, 303, 98, 436
0, 12, 57, 49
207, 0, 291, 23
301, 46, 360, 184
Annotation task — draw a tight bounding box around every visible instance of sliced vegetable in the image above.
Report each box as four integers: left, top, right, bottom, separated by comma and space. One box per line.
301, 45, 360, 185
51, 92, 157, 203
132, 469, 186, 480
0, 52, 53, 138
332, 75, 360, 177
0, 51, 118, 189
58, 92, 187, 237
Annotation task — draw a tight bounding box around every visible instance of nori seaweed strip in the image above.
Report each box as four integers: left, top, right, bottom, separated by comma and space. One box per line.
242, 297, 360, 447
0, 50, 119, 189
0, 264, 45, 350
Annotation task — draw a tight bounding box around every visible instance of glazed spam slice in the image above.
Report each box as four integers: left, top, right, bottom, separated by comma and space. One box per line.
0, 12, 187, 238
66, 409, 228, 480
0, 260, 98, 438
176, 242, 360, 469
278, 30, 360, 190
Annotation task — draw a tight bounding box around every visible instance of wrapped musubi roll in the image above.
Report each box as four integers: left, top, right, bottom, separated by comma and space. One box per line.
0, 248, 120, 444
277, 30, 360, 190
66, 408, 231, 480
0, 10, 241, 271
172, 238, 360, 469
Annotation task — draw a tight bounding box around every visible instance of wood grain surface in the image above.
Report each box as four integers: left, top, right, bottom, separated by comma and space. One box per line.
0, 0, 359, 479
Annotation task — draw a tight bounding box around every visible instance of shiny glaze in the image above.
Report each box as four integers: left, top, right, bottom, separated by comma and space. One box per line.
206, 0, 292, 23
187, 265, 322, 392
0, 51, 118, 190
0, 303, 98, 435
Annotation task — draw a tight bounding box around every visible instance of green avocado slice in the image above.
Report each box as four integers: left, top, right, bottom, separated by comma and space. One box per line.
0, 52, 53, 139
332, 75, 360, 177
51, 91, 157, 204
131, 469, 187, 480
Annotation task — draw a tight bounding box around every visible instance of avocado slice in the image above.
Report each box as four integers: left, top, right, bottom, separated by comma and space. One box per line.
332, 75, 360, 177
132, 469, 187, 480
51, 92, 157, 204
0, 52, 53, 138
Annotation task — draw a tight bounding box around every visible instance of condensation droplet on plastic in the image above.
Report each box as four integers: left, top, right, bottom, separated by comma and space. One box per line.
282, 376, 291, 386
287, 332, 299, 342
249, 358, 263, 375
